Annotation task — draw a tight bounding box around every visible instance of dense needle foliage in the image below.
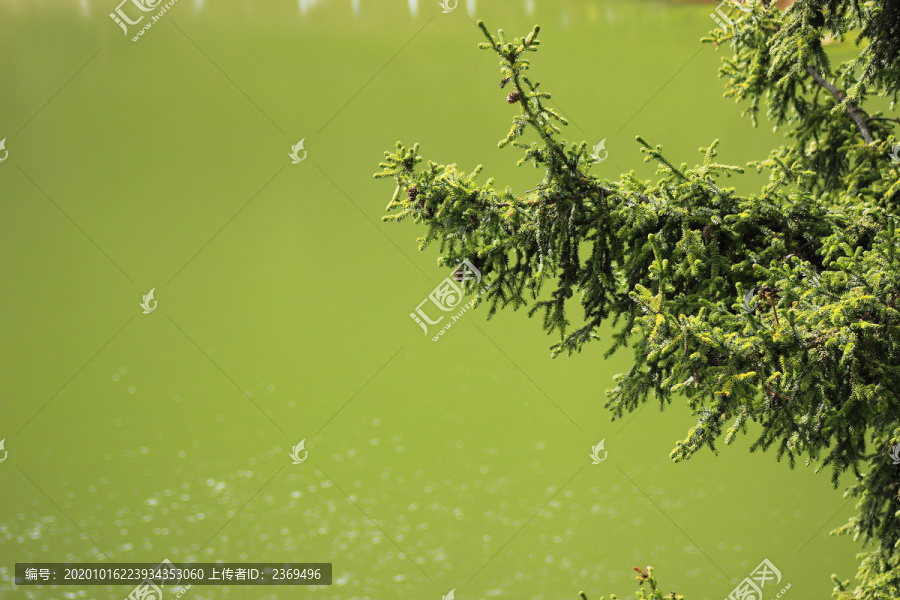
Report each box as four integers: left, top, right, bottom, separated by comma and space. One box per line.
376, 1, 900, 597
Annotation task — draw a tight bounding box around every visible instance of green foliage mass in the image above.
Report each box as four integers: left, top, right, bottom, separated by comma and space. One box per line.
376, 1, 900, 597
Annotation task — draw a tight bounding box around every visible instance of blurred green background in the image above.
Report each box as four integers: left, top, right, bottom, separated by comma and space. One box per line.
0, 0, 861, 598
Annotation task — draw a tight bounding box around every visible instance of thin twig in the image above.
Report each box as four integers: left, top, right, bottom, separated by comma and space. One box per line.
804, 65, 875, 144
864, 116, 900, 125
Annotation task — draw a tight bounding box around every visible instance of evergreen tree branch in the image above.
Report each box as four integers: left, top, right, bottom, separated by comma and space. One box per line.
377, 10, 900, 598
804, 64, 875, 144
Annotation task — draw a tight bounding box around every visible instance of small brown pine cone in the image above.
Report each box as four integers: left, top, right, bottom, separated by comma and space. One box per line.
506, 90, 521, 103
407, 185, 418, 203
759, 285, 781, 300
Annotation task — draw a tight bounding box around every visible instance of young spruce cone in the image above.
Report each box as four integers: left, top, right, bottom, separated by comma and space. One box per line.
758, 285, 781, 300
506, 90, 521, 103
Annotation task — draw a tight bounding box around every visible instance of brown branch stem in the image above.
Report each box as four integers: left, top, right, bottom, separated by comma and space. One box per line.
804, 65, 875, 145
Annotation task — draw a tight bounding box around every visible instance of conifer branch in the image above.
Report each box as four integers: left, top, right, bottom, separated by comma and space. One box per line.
378, 12, 900, 599
804, 64, 875, 144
